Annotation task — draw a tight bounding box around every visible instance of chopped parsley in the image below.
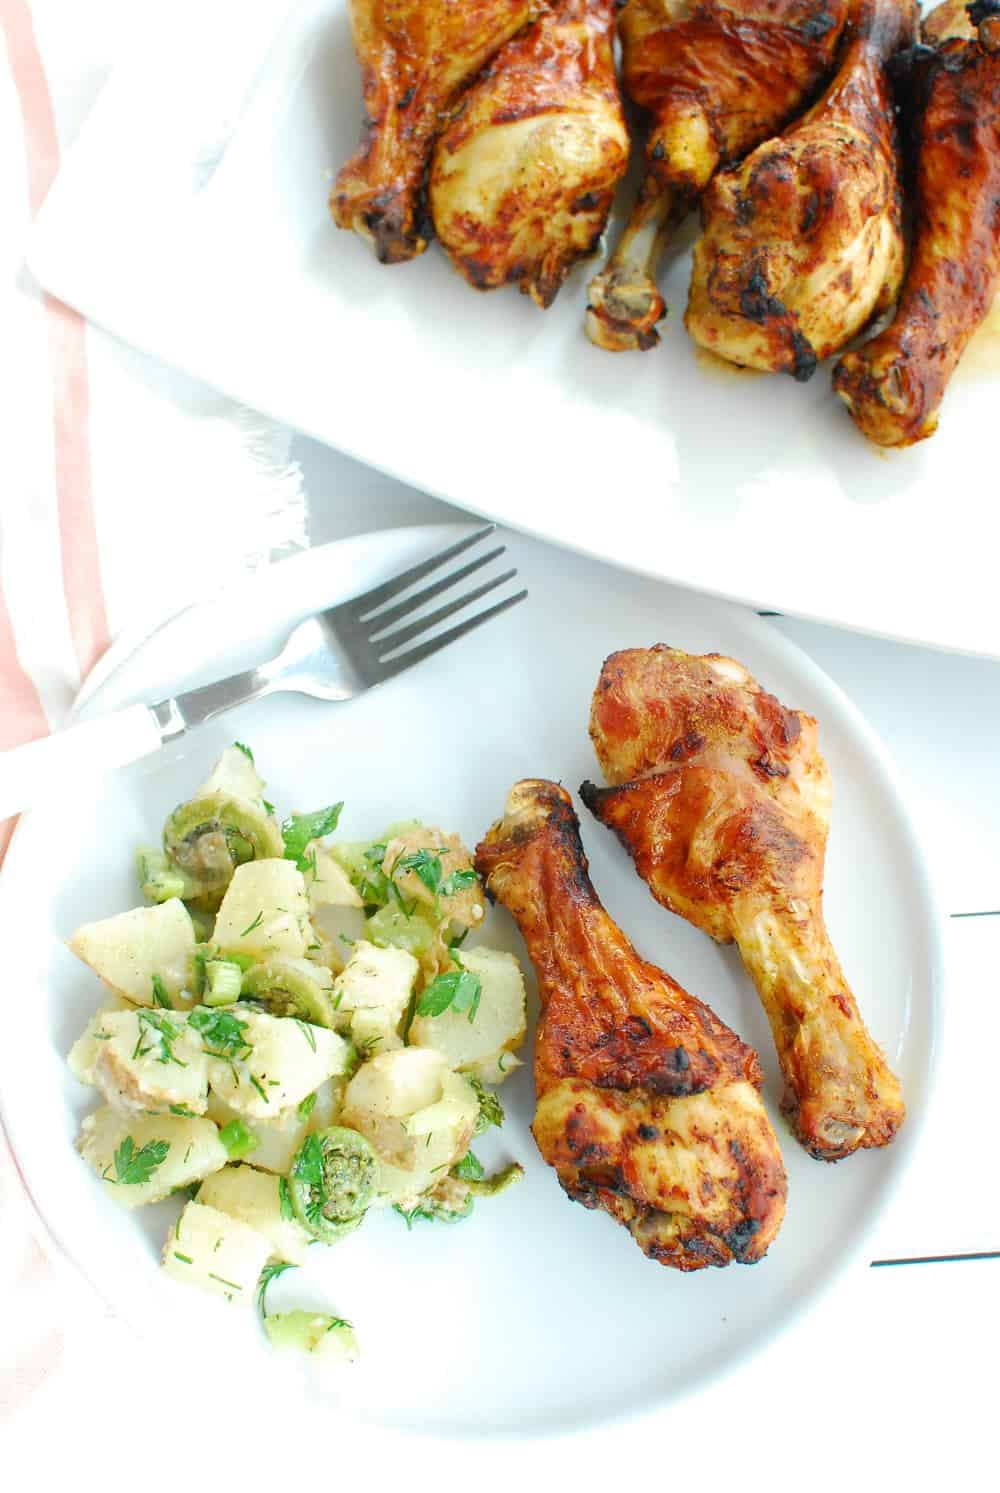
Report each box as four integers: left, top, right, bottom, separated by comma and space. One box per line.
240, 911, 264, 937
292, 1133, 324, 1189
278, 1176, 295, 1222
440, 868, 477, 899
107, 1136, 169, 1186
451, 1150, 484, 1181
233, 742, 255, 764
295, 1020, 317, 1053
189, 1007, 252, 1060
416, 969, 482, 1023
173, 1252, 194, 1265
392, 848, 443, 896
282, 803, 344, 872
297, 1091, 317, 1121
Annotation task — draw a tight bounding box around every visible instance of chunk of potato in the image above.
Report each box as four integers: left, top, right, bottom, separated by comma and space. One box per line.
343, 1048, 447, 1120
408, 947, 526, 1070
78, 1108, 226, 1207
205, 1008, 350, 1120
92, 1009, 209, 1115
372, 1157, 441, 1209
332, 940, 418, 1022
403, 1071, 479, 1172
349, 1006, 404, 1055
206, 1091, 309, 1174
341, 1048, 454, 1170
198, 745, 266, 803
197, 1164, 311, 1264
213, 860, 310, 959
162, 1201, 271, 1304
264, 1310, 359, 1365
308, 848, 363, 912
69, 900, 196, 1005
465, 1049, 523, 1086
67, 997, 133, 1085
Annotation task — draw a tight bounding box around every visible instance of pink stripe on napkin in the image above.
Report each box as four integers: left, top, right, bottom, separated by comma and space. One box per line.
1, 0, 111, 682
0, 586, 49, 867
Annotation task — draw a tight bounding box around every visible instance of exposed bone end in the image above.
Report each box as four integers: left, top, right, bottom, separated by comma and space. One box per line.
329, 177, 431, 265
832, 344, 938, 447
586, 260, 666, 350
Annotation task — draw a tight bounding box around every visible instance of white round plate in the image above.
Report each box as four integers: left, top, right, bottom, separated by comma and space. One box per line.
0, 525, 940, 1438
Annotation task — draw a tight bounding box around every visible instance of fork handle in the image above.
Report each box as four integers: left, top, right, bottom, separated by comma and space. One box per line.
0, 704, 164, 821
0, 660, 280, 820
0, 659, 282, 820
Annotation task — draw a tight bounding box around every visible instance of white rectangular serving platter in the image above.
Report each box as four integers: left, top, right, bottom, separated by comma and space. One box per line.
26, 0, 1000, 659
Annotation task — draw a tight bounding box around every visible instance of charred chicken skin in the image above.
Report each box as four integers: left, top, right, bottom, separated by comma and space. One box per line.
475, 779, 787, 1271
331, 0, 537, 263
429, 0, 629, 308
832, 0, 1000, 444
585, 0, 850, 351
581, 648, 905, 1162
685, 0, 916, 379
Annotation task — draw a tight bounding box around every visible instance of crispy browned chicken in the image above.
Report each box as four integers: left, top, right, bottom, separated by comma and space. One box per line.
581, 648, 905, 1163
429, 0, 629, 307
331, 0, 537, 263
585, 0, 850, 351
833, 0, 1000, 444
475, 780, 787, 1270
685, 0, 916, 379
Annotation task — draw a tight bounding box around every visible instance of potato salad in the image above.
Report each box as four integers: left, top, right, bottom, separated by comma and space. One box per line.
68, 744, 527, 1365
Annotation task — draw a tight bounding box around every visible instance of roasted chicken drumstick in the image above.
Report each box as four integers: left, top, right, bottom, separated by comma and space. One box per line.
429, 0, 629, 307
581, 649, 905, 1162
833, 0, 1000, 444
475, 780, 787, 1270
685, 0, 916, 378
586, 0, 850, 351
332, 0, 536, 263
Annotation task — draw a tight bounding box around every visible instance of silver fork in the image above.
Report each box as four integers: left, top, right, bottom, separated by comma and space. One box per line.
0, 526, 526, 820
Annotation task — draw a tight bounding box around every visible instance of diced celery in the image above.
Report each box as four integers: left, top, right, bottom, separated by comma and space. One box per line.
364, 903, 436, 956
204, 959, 244, 1006
136, 847, 198, 904
264, 1310, 358, 1365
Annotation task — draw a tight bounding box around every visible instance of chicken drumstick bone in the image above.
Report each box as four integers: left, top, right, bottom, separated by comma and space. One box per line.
581, 648, 905, 1162
585, 0, 850, 351
476, 779, 787, 1270
833, 0, 1000, 444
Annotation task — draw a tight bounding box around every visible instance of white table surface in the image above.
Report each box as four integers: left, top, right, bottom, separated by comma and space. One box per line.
5, 0, 1000, 1453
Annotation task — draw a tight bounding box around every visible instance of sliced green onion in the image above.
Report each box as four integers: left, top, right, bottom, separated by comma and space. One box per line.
219, 1118, 259, 1160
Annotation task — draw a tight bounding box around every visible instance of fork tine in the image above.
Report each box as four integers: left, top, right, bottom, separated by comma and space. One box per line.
371, 568, 518, 654
344, 524, 497, 620
363, 544, 507, 633
376, 588, 528, 678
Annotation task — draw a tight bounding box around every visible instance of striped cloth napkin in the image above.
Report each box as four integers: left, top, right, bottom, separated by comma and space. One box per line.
1, 0, 307, 1430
